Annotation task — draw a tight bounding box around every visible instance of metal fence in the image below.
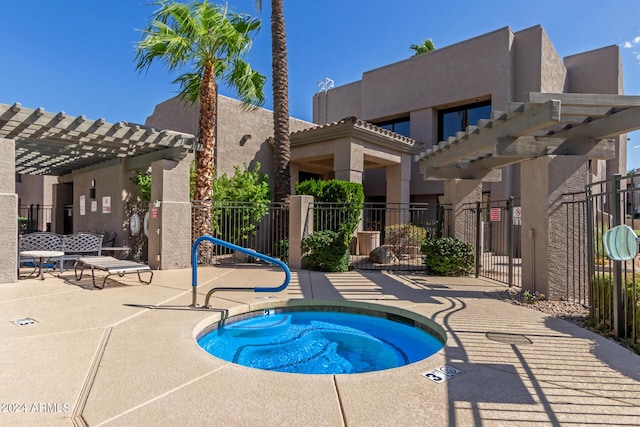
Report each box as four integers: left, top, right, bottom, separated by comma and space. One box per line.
18, 204, 53, 233
309, 202, 450, 271
587, 174, 639, 350
191, 201, 289, 265
561, 191, 590, 304
460, 197, 521, 287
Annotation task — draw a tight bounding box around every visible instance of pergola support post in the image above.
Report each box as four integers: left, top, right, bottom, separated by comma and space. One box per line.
0, 138, 18, 283
148, 158, 192, 270
442, 179, 482, 242
520, 155, 589, 299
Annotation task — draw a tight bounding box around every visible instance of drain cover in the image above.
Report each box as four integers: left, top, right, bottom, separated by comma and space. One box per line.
486, 332, 532, 345
423, 365, 464, 383
10, 317, 38, 326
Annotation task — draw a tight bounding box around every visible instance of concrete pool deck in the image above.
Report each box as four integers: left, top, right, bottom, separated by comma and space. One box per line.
2, 266, 640, 426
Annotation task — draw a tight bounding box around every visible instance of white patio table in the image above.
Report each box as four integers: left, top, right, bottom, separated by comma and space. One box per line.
19, 250, 64, 280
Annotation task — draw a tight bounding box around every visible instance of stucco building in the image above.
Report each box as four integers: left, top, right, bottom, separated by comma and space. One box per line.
311, 25, 626, 205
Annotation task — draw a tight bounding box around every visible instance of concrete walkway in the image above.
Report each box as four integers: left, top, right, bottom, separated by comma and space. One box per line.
1, 266, 639, 426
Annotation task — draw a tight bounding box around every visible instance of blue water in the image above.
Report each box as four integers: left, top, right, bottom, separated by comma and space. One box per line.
197, 310, 443, 374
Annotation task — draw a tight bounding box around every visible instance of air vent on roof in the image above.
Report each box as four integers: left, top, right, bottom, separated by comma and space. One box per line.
316, 77, 334, 94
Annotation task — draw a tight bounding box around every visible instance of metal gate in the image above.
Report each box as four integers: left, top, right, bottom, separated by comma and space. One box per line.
586, 174, 639, 350
461, 197, 521, 286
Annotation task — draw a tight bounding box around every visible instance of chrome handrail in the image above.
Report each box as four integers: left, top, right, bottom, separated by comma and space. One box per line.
191, 235, 291, 308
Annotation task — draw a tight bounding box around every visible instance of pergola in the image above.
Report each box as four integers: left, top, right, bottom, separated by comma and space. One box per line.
0, 103, 198, 283
417, 92, 640, 180
0, 102, 196, 176
416, 92, 640, 300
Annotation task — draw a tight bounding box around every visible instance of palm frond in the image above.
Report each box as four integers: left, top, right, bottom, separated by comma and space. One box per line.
225, 58, 266, 109
135, 0, 265, 108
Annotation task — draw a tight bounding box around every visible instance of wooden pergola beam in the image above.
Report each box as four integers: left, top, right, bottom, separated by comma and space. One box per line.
0, 103, 197, 176
419, 100, 561, 169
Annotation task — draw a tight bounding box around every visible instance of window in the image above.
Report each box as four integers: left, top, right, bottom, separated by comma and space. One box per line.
438, 100, 491, 142
374, 117, 411, 138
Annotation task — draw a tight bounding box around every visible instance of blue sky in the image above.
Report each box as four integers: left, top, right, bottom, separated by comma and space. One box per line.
2, 0, 640, 168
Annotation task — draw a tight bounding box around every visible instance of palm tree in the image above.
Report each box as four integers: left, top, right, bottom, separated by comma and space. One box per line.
410, 38, 436, 56
135, 0, 266, 240
255, 0, 290, 203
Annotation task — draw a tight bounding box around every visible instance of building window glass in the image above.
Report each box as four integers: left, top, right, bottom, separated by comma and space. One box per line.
438, 100, 491, 142
375, 117, 411, 137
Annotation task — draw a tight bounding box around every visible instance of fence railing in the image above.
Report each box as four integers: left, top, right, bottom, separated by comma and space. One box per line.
562, 191, 589, 304
18, 204, 52, 233
460, 198, 521, 287
191, 201, 289, 265
587, 174, 639, 350
309, 202, 450, 270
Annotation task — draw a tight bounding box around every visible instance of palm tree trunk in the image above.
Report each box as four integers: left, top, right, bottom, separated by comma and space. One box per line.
271, 0, 290, 203
194, 64, 216, 259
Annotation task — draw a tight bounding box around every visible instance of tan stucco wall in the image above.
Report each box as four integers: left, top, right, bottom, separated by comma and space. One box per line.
313, 25, 624, 201
565, 46, 627, 176
71, 162, 141, 246
146, 95, 312, 191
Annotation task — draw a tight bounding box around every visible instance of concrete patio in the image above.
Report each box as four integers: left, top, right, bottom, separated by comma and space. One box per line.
2, 265, 639, 426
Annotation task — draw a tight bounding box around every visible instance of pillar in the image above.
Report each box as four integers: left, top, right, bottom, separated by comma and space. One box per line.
333, 139, 363, 184
148, 158, 192, 270
442, 179, 482, 242
521, 156, 588, 299
288, 195, 313, 269
290, 163, 300, 195
386, 153, 412, 225
0, 138, 18, 283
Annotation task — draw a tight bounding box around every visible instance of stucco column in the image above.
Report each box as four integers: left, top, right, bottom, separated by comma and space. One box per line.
333, 139, 363, 184
442, 179, 482, 242
290, 163, 300, 194
148, 158, 192, 270
521, 156, 588, 299
386, 153, 412, 225
0, 138, 18, 283
288, 195, 313, 269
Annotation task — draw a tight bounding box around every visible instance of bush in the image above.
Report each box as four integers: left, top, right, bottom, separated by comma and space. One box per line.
421, 237, 474, 276
301, 230, 350, 272
295, 179, 364, 244
130, 170, 152, 202
590, 274, 639, 350
384, 224, 427, 258
211, 163, 270, 244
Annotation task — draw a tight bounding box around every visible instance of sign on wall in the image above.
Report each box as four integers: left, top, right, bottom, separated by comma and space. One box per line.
102, 196, 111, 214
79, 195, 85, 216
490, 208, 501, 222
513, 206, 522, 225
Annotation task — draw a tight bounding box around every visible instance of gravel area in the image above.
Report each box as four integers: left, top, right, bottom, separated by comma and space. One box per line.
485, 287, 589, 326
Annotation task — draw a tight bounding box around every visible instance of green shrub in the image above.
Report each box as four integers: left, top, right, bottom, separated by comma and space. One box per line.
384, 224, 427, 258
276, 238, 289, 263
295, 179, 364, 244
211, 163, 271, 244
590, 274, 640, 350
130, 170, 152, 202
421, 237, 474, 276
301, 230, 349, 272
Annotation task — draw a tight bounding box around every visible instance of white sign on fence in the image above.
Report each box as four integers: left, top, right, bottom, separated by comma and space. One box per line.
513, 206, 522, 225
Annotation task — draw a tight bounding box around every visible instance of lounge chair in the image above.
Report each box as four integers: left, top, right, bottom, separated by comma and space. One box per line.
74, 256, 153, 289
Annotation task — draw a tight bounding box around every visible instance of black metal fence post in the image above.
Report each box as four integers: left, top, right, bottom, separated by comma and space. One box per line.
611, 174, 624, 338
507, 196, 514, 287
475, 201, 482, 277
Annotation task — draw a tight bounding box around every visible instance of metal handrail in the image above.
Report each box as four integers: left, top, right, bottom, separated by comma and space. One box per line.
191, 235, 291, 308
